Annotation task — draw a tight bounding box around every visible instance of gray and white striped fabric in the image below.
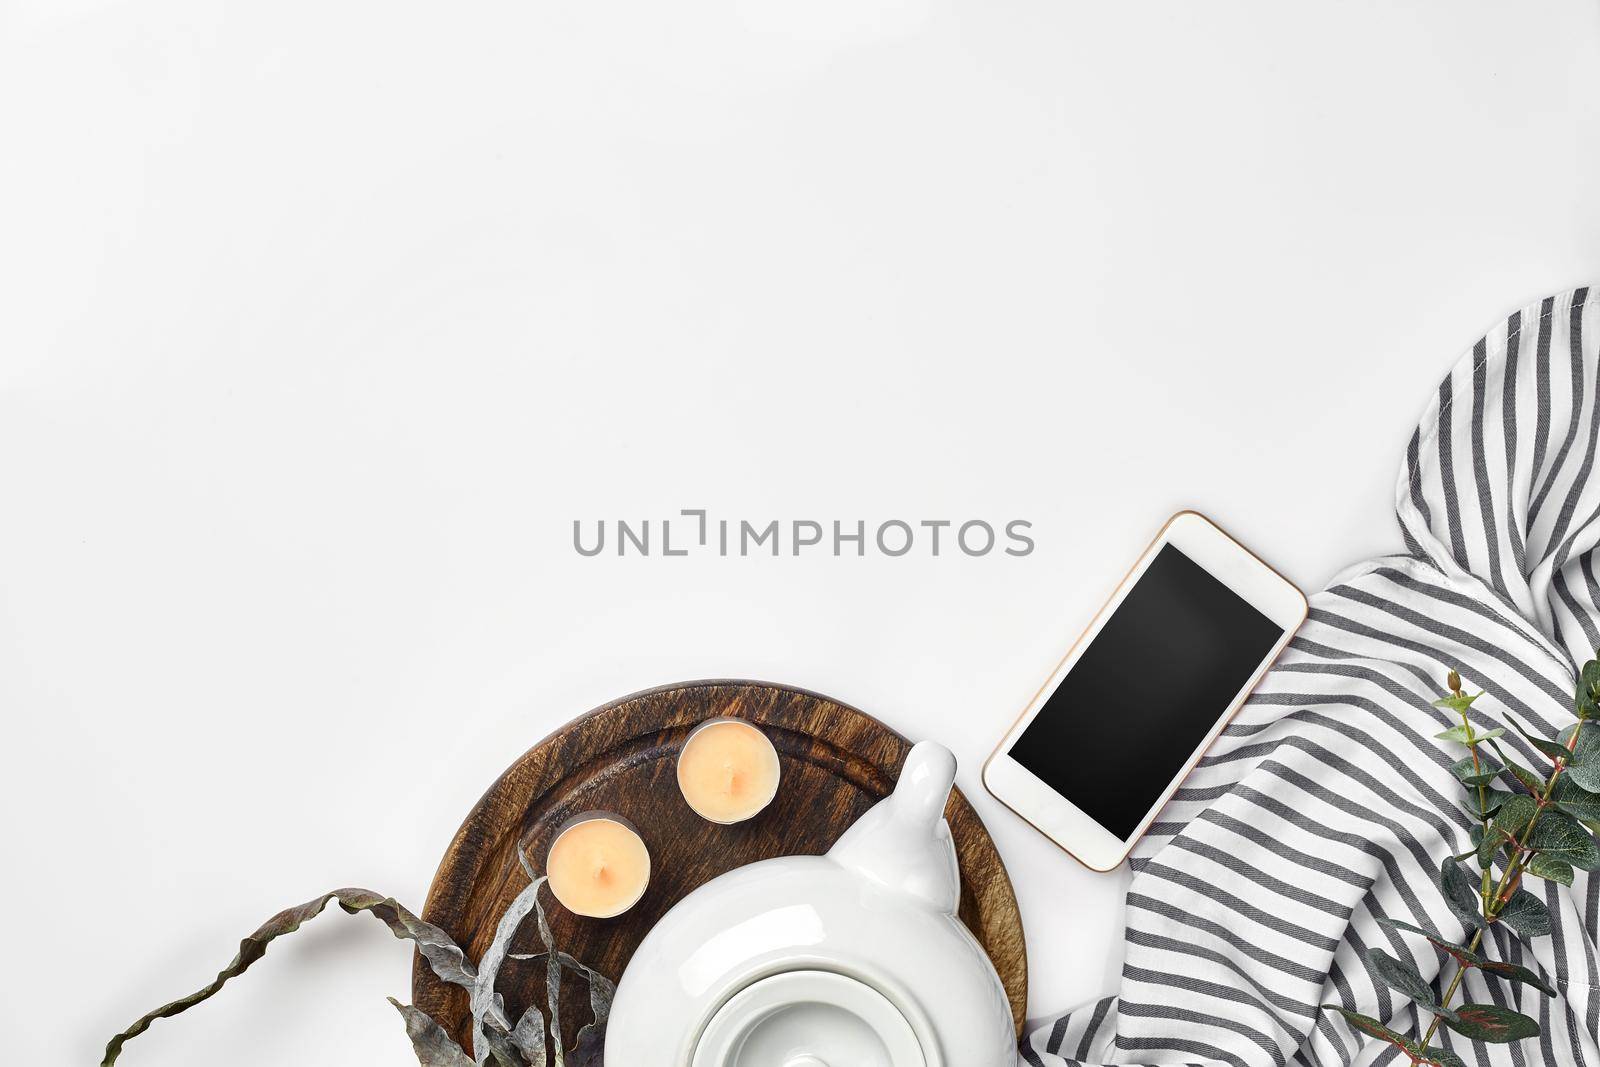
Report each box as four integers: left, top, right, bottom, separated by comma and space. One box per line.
1026, 287, 1600, 1067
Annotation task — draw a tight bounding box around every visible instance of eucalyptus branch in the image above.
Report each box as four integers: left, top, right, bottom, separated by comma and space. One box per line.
1419, 717, 1590, 1050
1489, 730, 1573, 904
1327, 661, 1600, 1067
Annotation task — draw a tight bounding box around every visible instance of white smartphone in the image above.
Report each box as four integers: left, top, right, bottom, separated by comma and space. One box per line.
983, 511, 1307, 872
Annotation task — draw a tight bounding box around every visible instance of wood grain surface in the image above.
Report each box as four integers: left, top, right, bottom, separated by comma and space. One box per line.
412, 680, 1027, 1053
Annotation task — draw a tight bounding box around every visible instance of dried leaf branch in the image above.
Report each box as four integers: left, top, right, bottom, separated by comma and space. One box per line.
472, 877, 548, 1066
102, 872, 614, 1067
101, 888, 474, 1066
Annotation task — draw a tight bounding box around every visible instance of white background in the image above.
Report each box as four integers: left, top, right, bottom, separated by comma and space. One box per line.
4, 2, 1600, 1064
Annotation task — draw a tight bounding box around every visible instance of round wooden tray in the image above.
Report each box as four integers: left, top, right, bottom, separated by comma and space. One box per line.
413, 680, 1028, 1051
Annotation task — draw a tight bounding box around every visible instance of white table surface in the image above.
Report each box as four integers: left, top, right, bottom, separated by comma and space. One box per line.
4, 3, 1600, 1064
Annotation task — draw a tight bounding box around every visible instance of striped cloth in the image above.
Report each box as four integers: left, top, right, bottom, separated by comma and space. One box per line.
1025, 287, 1600, 1067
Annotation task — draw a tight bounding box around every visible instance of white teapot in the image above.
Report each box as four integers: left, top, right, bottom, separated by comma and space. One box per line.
605, 742, 1019, 1067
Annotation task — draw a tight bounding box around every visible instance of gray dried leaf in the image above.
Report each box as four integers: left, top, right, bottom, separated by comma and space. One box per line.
473, 876, 549, 1067
518, 844, 563, 1062
557, 950, 614, 1062
510, 1005, 548, 1067
536, 894, 566, 1067
512, 838, 613, 1067
563, 953, 611, 1062
515, 843, 566, 1067
479, 1022, 536, 1067
101, 888, 478, 1066
508, 955, 604, 1067
391, 999, 476, 1067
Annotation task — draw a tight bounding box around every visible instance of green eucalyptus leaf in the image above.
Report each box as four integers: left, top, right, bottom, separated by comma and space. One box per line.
1452, 756, 1504, 787
1375, 920, 1558, 994
1576, 660, 1600, 720
1470, 788, 1517, 819
1528, 809, 1600, 870
1433, 690, 1482, 713
1322, 1007, 1467, 1067
1477, 958, 1558, 996
1505, 715, 1579, 763
1496, 888, 1553, 937
1501, 758, 1548, 795
1465, 824, 1485, 865
1438, 858, 1483, 931
1561, 725, 1600, 791
1550, 777, 1600, 821
1558, 722, 1593, 748
391, 1000, 476, 1067
1375, 917, 1478, 965
1566, 761, 1600, 792
1525, 852, 1576, 887
1492, 794, 1539, 837
1474, 824, 1506, 869
1366, 948, 1455, 1019
1531, 737, 1576, 763
1445, 1004, 1541, 1043
1413, 1044, 1471, 1067
1437, 723, 1504, 745
1321, 1007, 1410, 1047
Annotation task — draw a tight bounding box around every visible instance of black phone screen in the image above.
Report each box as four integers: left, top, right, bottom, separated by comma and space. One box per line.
1006, 543, 1285, 839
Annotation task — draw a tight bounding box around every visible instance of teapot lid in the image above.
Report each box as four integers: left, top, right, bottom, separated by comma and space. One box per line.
690, 970, 927, 1067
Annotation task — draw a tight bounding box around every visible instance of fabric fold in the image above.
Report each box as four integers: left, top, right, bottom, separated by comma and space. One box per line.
1027, 287, 1600, 1066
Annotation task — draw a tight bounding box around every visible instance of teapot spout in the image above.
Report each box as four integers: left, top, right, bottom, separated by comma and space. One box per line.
827, 741, 962, 913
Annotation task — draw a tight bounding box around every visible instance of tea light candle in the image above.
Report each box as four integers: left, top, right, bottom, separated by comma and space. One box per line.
676, 717, 782, 824
545, 812, 651, 919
